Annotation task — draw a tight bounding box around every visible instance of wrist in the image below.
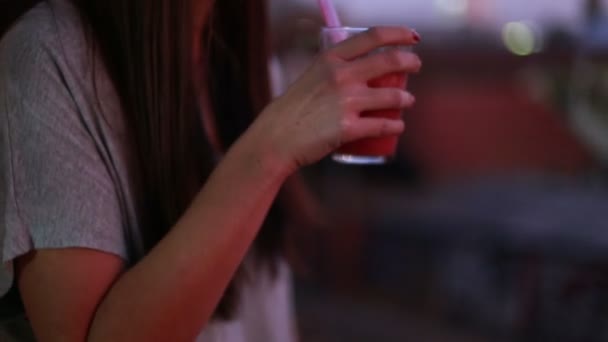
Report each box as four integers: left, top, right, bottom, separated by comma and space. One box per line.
228, 123, 296, 183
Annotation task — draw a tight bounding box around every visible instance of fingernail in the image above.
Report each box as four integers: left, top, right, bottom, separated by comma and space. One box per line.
412, 30, 421, 43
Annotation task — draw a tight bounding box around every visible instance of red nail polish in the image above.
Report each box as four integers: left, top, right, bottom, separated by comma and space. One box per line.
413, 30, 421, 43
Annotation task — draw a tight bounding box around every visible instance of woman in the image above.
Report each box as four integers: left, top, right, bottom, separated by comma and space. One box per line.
0, 0, 421, 340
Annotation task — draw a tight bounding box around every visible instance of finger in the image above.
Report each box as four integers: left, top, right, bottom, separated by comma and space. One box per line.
345, 118, 405, 142
330, 27, 420, 61
346, 88, 415, 112
348, 50, 421, 81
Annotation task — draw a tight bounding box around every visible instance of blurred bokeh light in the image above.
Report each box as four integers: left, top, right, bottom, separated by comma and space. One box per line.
502, 21, 542, 56
269, 0, 608, 341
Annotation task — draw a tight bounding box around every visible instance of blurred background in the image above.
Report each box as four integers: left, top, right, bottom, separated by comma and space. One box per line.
269, 0, 608, 341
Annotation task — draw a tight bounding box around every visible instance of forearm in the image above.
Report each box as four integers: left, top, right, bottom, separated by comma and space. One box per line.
89, 133, 291, 341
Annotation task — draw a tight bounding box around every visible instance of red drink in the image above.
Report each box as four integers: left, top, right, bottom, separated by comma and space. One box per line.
335, 72, 408, 159
322, 26, 412, 165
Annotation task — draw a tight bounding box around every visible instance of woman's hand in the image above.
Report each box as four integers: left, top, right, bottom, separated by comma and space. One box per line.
249, 26, 421, 173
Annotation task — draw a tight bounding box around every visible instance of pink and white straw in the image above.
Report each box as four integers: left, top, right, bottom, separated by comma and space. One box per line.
318, 0, 342, 27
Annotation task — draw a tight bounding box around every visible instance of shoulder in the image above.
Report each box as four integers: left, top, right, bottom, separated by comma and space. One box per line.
0, 2, 57, 86
0, 0, 91, 98
0, 0, 126, 136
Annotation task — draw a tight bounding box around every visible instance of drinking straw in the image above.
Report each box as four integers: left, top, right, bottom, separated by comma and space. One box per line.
318, 0, 342, 27
318, 0, 347, 43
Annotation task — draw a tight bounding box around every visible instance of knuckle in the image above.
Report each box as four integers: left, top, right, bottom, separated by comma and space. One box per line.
410, 53, 423, 71
338, 93, 358, 111
383, 50, 404, 69
375, 120, 390, 137
381, 120, 391, 136
385, 89, 405, 107
327, 66, 350, 86
391, 27, 410, 41
397, 27, 411, 38
367, 27, 386, 43
394, 51, 422, 71
395, 91, 407, 106
368, 26, 409, 44
339, 117, 354, 137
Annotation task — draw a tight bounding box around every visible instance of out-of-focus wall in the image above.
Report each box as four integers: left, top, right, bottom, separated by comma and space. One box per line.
269, 2, 608, 341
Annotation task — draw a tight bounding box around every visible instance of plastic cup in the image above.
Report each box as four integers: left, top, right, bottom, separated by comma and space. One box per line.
321, 27, 410, 165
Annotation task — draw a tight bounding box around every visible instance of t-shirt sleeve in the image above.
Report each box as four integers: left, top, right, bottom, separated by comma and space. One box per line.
0, 18, 128, 297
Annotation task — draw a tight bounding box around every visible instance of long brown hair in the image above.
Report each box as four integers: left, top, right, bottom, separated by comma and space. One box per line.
0, 0, 284, 320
